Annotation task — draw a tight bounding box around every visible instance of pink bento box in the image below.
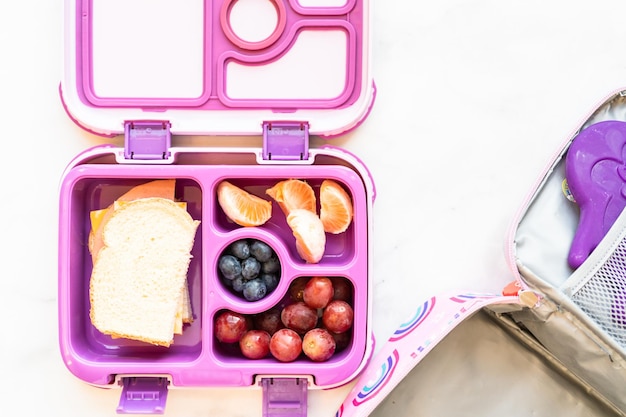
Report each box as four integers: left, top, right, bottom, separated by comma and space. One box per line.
57, 0, 376, 414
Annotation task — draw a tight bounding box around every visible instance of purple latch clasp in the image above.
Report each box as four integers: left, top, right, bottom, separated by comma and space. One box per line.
261, 378, 308, 417
262, 121, 309, 161
124, 121, 172, 160
117, 377, 169, 414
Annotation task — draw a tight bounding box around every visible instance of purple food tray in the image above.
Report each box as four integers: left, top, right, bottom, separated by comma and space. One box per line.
58, 147, 372, 389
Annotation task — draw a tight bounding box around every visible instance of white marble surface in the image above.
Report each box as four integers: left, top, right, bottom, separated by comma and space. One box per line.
4, 0, 626, 416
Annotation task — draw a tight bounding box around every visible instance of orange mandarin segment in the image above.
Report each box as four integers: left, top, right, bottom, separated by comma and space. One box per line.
266, 179, 317, 216
319, 179, 353, 234
287, 209, 326, 264
217, 181, 272, 227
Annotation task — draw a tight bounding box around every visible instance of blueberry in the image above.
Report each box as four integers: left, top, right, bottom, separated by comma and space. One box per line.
218, 255, 242, 280
241, 257, 261, 280
261, 273, 279, 294
250, 240, 273, 263
232, 276, 246, 293
262, 256, 280, 274
219, 239, 281, 301
230, 239, 250, 260
243, 279, 267, 301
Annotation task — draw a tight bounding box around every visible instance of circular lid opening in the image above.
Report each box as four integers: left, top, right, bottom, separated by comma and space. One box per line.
221, 0, 286, 50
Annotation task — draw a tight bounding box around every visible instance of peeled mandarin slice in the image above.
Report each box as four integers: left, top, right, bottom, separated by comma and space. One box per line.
217, 180, 272, 227
287, 209, 326, 263
319, 179, 353, 234
266, 179, 317, 216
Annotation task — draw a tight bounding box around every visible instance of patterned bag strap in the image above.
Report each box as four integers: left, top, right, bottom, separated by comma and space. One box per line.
335, 289, 537, 417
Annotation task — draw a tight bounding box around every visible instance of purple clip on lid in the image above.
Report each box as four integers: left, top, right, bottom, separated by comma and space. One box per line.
565, 120, 626, 268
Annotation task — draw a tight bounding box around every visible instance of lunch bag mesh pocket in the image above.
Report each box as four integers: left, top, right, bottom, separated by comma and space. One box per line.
570, 239, 626, 349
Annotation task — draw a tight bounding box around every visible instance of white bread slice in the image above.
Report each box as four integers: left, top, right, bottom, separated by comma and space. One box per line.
90, 204, 195, 326
103, 199, 195, 326
88, 179, 176, 258
182, 281, 193, 323
88, 179, 194, 326
89, 197, 200, 347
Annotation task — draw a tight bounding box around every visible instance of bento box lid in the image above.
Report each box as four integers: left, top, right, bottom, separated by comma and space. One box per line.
60, 0, 374, 138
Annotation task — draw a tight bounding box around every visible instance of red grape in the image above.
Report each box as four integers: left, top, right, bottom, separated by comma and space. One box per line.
288, 277, 310, 302
239, 330, 271, 359
322, 300, 353, 334
253, 307, 284, 335
329, 329, 351, 352
302, 328, 336, 362
269, 328, 303, 362
303, 276, 334, 309
281, 301, 318, 334
331, 277, 353, 302
215, 310, 250, 343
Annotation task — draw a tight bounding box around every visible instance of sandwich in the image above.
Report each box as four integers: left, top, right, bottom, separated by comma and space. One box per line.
88, 180, 200, 346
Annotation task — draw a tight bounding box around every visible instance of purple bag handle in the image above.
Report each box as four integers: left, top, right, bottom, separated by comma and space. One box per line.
335, 291, 532, 417
566, 120, 626, 268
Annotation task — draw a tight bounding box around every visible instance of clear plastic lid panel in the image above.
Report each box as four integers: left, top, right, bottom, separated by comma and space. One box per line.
62, 0, 373, 136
